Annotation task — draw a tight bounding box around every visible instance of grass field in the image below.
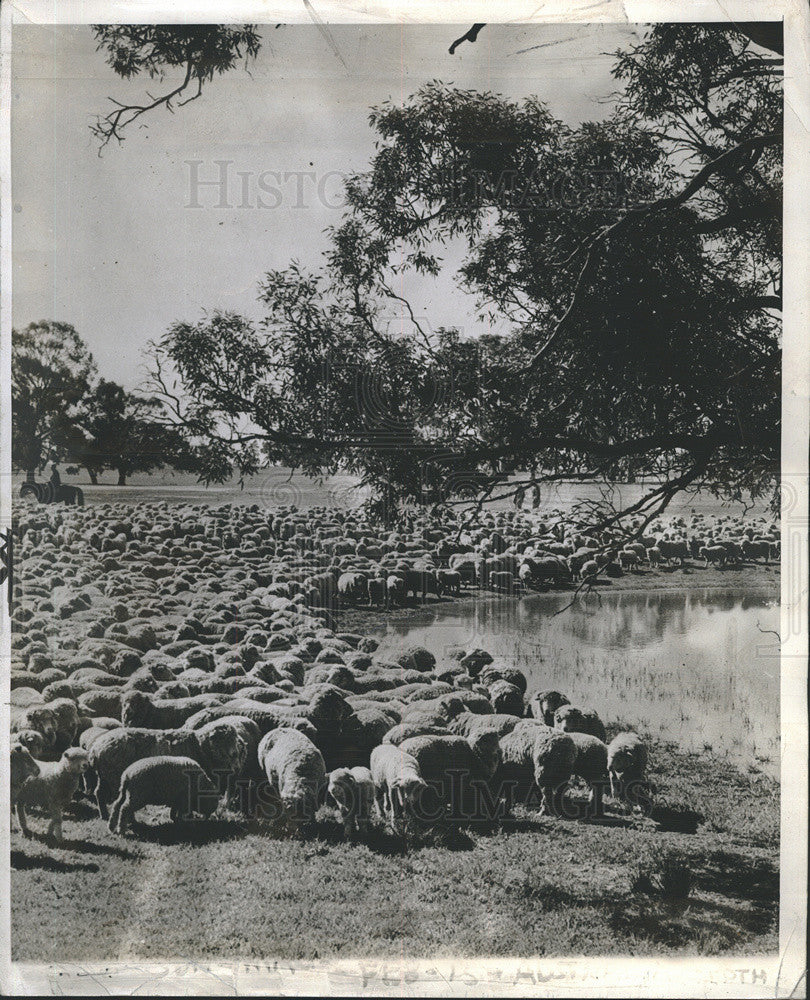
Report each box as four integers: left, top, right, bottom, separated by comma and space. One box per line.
11, 732, 778, 962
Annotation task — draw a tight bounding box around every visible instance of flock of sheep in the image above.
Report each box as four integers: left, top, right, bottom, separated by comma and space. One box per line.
9, 498, 778, 845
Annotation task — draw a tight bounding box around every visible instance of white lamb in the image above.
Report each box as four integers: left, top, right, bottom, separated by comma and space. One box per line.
327, 766, 375, 836
607, 732, 649, 803
15, 747, 90, 844
369, 743, 427, 832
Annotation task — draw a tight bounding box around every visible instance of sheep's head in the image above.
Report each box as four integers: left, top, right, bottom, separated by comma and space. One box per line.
198, 722, 247, 775
308, 689, 351, 729
535, 690, 570, 727
393, 775, 428, 812
121, 690, 150, 727
554, 705, 585, 733
61, 747, 90, 774
23, 707, 58, 745
327, 768, 356, 812
11, 744, 41, 784
14, 728, 46, 758
468, 731, 501, 780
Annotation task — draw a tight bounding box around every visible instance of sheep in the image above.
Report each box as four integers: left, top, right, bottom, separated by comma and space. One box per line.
10, 743, 41, 820
382, 722, 449, 746
87, 722, 247, 819
398, 734, 500, 825
121, 690, 225, 729
479, 664, 528, 695
15, 747, 90, 844
580, 559, 599, 582
527, 690, 570, 726
181, 700, 318, 739
327, 766, 375, 836
567, 731, 609, 818
646, 546, 662, 567
12, 728, 47, 759
369, 743, 427, 831
742, 539, 771, 563
657, 538, 689, 565
607, 732, 649, 804
257, 728, 327, 833
487, 679, 524, 717
109, 756, 221, 835
532, 726, 578, 816
495, 720, 550, 811
367, 578, 386, 607
618, 549, 639, 572
436, 569, 461, 596
448, 712, 522, 741
386, 575, 406, 607
554, 704, 607, 743
699, 544, 727, 567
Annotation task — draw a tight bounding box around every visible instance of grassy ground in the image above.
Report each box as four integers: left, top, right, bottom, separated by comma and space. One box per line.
11, 733, 778, 962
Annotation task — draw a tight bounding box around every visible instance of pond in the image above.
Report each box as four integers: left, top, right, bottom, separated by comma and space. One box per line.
372, 587, 780, 777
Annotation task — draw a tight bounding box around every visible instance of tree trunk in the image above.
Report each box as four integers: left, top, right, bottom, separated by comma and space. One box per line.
117, 470, 127, 486
25, 469, 36, 483
87, 468, 98, 485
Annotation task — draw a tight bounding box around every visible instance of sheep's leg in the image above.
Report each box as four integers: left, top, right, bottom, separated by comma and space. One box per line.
47, 810, 63, 845
109, 793, 124, 834
16, 802, 31, 838
118, 801, 134, 835
589, 783, 604, 819
93, 774, 110, 820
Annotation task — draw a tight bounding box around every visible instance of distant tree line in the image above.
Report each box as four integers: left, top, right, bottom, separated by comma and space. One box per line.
11, 321, 193, 486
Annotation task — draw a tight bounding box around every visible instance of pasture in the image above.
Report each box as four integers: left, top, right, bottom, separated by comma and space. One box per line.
9, 495, 780, 961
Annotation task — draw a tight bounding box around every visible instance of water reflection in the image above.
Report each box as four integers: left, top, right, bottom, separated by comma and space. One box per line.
374, 588, 780, 777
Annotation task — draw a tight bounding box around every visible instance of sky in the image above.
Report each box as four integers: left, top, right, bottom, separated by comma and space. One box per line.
11, 21, 642, 390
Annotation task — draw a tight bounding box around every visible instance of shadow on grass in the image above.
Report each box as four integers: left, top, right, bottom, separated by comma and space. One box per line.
124, 817, 249, 846
611, 848, 778, 950
650, 801, 705, 834
11, 850, 100, 874
308, 817, 474, 854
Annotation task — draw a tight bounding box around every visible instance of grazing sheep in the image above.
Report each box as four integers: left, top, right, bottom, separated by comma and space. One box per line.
580, 559, 599, 582
327, 766, 375, 836
554, 704, 607, 743
607, 732, 649, 803
449, 712, 522, 741
121, 690, 225, 729
567, 731, 609, 817
385, 575, 406, 607
398, 734, 499, 824
10, 744, 41, 820
382, 722, 449, 746
699, 544, 727, 567
527, 690, 570, 726
367, 578, 386, 607
492, 721, 549, 811
369, 743, 427, 831
88, 722, 246, 819
257, 728, 327, 833
15, 747, 90, 844
646, 546, 662, 567
742, 539, 771, 563
532, 726, 578, 816
657, 538, 689, 565
109, 756, 221, 834
487, 679, 524, 717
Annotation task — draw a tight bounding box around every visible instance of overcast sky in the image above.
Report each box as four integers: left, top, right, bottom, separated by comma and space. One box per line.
11, 22, 641, 389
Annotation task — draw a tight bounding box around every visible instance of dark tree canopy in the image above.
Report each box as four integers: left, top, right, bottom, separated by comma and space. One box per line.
145, 24, 781, 528
71, 379, 195, 485
11, 322, 97, 478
